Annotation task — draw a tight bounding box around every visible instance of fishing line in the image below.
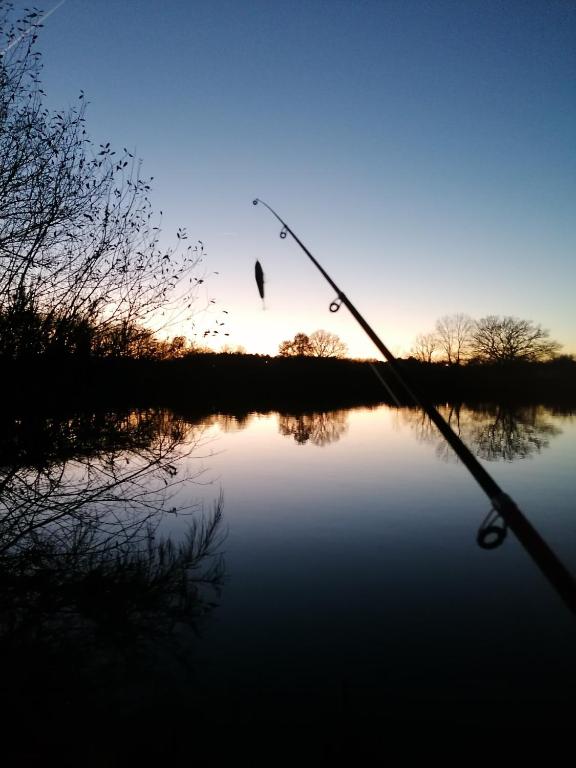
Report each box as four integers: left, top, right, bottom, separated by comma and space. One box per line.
368, 362, 402, 408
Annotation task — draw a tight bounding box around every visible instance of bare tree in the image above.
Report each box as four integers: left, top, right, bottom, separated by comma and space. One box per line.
411, 332, 439, 363
0, 4, 206, 358
435, 313, 474, 364
308, 329, 348, 358
470, 316, 561, 363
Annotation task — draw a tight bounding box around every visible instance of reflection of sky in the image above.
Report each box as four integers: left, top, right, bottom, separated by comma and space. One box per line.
22, 402, 571, 590
36, 0, 576, 357
174, 404, 576, 579
172, 404, 576, 707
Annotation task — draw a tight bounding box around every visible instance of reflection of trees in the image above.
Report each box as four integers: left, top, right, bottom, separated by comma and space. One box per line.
173, 411, 255, 434
210, 412, 255, 433
0, 409, 224, 753
278, 410, 349, 446
0, 410, 211, 551
0, 504, 224, 656
400, 403, 562, 462
0, 408, 191, 468
455, 404, 561, 461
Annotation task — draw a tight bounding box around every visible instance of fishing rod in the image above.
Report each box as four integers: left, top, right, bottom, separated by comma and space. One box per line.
253, 197, 576, 615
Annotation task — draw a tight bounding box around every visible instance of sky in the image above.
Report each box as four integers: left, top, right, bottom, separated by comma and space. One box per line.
31, 0, 576, 358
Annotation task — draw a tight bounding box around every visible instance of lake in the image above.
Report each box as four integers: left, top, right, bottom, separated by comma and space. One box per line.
176, 405, 576, 705
2, 401, 575, 758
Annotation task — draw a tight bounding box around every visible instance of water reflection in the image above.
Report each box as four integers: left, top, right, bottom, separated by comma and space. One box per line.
0, 410, 217, 548
458, 404, 562, 461
278, 409, 349, 446
2, 401, 573, 753
400, 403, 562, 462
0, 409, 224, 755
200, 411, 256, 433
477, 506, 508, 549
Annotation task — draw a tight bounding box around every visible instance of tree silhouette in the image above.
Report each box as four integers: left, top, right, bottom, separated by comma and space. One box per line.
435, 314, 473, 364
411, 332, 439, 363
308, 329, 348, 358
278, 330, 347, 358
278, 332, 313, 357
0, 4, 207, 359
470, 316, 561, 363
412, 314, 562, 365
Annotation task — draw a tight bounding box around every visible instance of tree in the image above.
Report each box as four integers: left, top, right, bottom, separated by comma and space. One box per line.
470, 316, 561, 363
0, 4, 204, 359
308, 329, 348, 358
411, 332, 439, 363
278, 332, 313, 357
278, 330, 347, 358
435, 313, 473, 364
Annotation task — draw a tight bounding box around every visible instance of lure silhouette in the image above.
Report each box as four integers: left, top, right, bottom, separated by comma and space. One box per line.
255, 260, 265, 300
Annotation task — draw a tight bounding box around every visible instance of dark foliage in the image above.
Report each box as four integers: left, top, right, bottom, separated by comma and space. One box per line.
0, 405, 225, 759
3, 354, 575, 417
279, 330, 348, 358
0, 3, 207, 362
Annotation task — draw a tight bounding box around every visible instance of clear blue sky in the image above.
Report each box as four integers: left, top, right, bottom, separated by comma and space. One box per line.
36, 0, 576, 357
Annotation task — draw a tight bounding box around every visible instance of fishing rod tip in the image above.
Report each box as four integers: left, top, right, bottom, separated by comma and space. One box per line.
252, 199, 259, 206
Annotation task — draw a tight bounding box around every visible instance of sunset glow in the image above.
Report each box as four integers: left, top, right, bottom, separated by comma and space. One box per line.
36, 0, 575, 358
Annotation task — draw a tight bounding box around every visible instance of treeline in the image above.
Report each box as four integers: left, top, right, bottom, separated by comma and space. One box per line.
4, 353, 576, 415
411, 313, 565, 364
0, 298, 195, 361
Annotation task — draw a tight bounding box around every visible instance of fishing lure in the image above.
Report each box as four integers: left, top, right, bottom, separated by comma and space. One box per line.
254, 260, 265, 302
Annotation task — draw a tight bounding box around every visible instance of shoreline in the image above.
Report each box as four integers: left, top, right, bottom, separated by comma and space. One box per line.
2, 354, 576, 416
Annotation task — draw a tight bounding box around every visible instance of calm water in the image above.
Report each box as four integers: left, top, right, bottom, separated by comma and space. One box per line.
168, 403, 576, 725
3, 402, 576, 756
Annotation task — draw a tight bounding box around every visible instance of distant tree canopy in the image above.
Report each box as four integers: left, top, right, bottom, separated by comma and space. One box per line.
435, 314, 474, 365
471, 316, 561, 363
278, 330, 348, 358
279, 332, 313, 357
411, 332, 439, 364
0, 4, 209, 361
411, 313, 561, 364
